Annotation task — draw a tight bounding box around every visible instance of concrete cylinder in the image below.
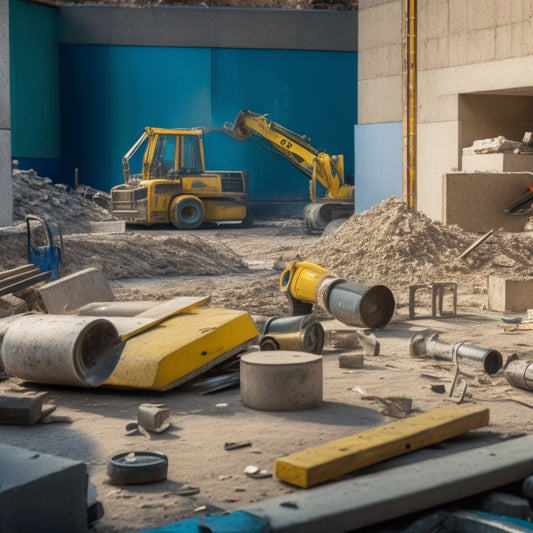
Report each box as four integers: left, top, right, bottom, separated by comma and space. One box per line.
240, 350, 322, 411
0, 315, 123, 387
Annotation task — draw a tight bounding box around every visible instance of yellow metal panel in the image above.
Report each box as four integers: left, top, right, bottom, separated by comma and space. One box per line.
203, 201, 247, 222
105, 307, 258, 391
274, 403, 489, 488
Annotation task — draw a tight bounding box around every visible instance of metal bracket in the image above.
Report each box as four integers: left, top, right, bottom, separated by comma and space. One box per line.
408, 282, 457, 319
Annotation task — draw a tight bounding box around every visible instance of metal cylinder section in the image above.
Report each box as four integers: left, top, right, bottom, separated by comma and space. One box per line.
505, 359, 533, 391
240, 351, 323, 411
410, 331, 503, 375
0, 315, 123, 387
320, 279, 395, 329
259, 315, 325, 355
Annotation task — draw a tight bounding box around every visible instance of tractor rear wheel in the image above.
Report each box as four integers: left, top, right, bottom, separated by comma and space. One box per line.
169, 195, 204, 230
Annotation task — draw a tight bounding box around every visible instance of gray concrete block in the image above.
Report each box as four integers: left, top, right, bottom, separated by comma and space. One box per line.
90, 220, 126, 233
488, 275, 533, 313
59, 6, 358, 51
0, 130, 13, 227
0, 443, 88, 532
38, 267, 114, 313
338, 352, 364, 369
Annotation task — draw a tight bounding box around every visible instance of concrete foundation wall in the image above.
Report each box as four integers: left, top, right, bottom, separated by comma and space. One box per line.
357, 0, 402, 124
442, 172, 533, 233
0, 0, 12, 227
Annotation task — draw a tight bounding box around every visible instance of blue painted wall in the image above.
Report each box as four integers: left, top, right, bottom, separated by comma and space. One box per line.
9, 0, 60, 165
59, 45, 357, 205
354, 122, 402, 212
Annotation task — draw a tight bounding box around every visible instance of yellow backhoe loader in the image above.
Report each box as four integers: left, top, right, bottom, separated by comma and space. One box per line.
221, 110, 354, 232
111, 127, 252, 229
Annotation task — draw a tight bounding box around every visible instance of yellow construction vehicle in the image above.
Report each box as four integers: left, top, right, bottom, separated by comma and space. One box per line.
222, 110, 354, 232
111, 127, 252, 229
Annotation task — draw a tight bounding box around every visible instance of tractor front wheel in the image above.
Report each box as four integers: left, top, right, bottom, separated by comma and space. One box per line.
169, 195, 205, 230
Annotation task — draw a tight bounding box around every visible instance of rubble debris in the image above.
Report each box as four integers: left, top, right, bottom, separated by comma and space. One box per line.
0, 391, 55, 425
107, 451, 168, 485
12, 169, 115, 234
0, 293, 27, 318
243, 465, 272, 479
273, 403, 489, 488
137, 403, 170, 433
224, 442, 252, 451
462, 136, 533, 155
338, 352, 364, 369
175, 486, 200, 497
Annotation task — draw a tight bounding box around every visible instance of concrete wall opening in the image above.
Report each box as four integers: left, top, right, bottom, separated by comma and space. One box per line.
458, 92, 533, 168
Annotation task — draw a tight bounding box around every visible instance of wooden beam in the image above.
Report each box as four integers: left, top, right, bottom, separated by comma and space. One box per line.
274, 403, 489, 488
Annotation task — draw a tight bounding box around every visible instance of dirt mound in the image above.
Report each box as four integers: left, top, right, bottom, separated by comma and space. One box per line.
303, 197, 533, 297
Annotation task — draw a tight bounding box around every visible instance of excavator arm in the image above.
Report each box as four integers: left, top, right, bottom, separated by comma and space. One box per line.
222, 110, 354, 203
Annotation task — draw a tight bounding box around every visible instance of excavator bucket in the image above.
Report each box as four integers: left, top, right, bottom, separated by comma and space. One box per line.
220, 110, 255, 141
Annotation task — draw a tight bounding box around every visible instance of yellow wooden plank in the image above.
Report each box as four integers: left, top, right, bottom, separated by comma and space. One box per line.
274, 403, 489, 488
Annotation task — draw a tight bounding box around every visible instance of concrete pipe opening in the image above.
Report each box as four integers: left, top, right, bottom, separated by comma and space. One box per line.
1, 315, 123, 387
326, 282, 395, 329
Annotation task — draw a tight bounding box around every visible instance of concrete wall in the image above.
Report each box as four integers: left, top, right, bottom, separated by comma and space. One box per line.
0, 0, 12, 227
418, 0, 533, 221
357, 0, 533, 224
356, 0, 402, 211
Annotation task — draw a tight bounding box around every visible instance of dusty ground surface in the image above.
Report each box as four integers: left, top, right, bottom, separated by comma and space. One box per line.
1, 173, 533, 531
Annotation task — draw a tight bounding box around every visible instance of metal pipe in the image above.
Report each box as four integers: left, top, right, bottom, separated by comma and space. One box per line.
280, 262, 395, 330
0, 315, 123, 387
259, 315, 325, 355
505, 359, 533, 391
410, 331, 502, 375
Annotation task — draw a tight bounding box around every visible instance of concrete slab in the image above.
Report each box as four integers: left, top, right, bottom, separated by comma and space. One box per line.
90, 220, 126, 233
0, 443, 88, 532
488, 275, 533, 313
38, 267, 114, 313
442, 172, 533, 232
463, 153, 533, 173
246, 434, 533, 533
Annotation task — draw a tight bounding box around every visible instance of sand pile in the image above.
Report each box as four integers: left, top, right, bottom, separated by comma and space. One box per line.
303, 197, 533, 296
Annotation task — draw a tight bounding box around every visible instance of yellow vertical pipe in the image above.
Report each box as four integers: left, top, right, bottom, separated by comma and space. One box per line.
404, 0, 417, 210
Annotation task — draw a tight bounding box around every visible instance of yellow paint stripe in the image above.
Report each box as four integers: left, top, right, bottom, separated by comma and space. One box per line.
274, 403, 489, 488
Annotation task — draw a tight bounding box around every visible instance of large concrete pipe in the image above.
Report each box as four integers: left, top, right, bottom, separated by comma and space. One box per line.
410, 330, 502, 375
279, 261, 395, 329
1, 314, 123, 387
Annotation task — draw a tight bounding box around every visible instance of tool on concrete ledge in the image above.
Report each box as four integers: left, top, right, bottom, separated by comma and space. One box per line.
279, 261, 395, 329
505, 358, 533, 392
505, 185, 533, 216
410, 330, 503, 375
25, 214, 63, 280
258, 314, 325, 354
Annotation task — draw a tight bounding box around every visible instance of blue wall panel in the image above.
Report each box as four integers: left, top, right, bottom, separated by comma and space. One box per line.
354, 122, 402, 212
209, 49, 357, 204
58, 45, 357, 205
59, 45, 212, 191
10, 0, 59, 160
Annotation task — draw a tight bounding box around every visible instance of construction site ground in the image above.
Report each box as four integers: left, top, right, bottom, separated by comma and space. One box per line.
2, 190, 533, 531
